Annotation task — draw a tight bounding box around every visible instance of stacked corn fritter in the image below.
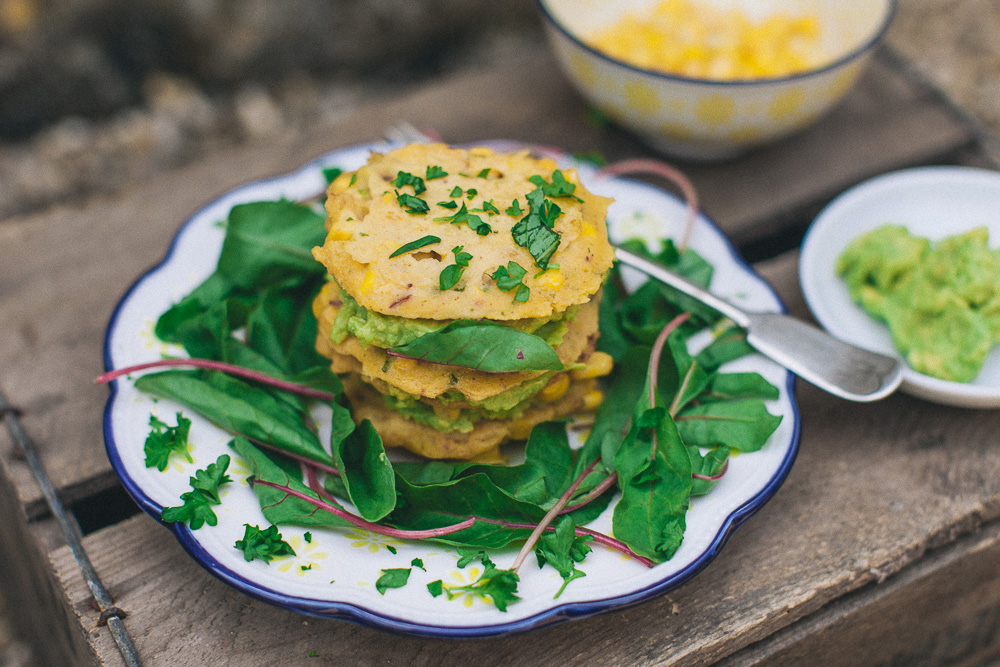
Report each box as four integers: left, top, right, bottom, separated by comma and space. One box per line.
312, 143, 616, 460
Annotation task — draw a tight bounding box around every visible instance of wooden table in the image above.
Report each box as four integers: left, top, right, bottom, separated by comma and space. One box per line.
3, 45, 1000, 665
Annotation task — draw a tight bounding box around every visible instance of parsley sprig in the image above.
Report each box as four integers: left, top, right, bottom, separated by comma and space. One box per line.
144, 412, 193, 471
490, 261, 530, 302
433, 202, 491, 235
234, 523, 296, 563
161, 454, 233, 529
440, 246, 472, 290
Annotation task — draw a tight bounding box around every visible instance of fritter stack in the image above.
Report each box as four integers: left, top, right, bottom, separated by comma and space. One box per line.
312, 143, 616, 460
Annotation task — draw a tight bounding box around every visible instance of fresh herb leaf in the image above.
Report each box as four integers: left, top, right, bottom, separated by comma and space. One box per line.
449, 186, 463, 198
436, 200, 458, 209
376, 568, 412, 594
396, 192, 430, 214
535, 516, 592, 597
433, 203, 491, 235
511, 188, 561, 269
304, 531, 312, 543
234, 523, 296, 563
427, 580, 444, 597
506, 199, 523, 216
411, 558, 426, 571
477, 168, 491, 178
465, 188, 478, 199
391, 171, 426, 195
676, 399, 782, 453
388, 320, 562, 372
161, 454, 232, 529
389, 235, 441, 258
426, 165, 448, 180
442, 555, 520, 612
439, 246, 473, 291
480, 200, 500, 215
490, 262, 530, 303
144, 412, 193, 471
529, 170, 582, 201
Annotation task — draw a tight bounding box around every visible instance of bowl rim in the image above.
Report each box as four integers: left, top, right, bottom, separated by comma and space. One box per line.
536, 0, 898, 87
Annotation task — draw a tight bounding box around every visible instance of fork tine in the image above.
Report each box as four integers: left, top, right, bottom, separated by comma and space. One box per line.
383, 121, 433, 146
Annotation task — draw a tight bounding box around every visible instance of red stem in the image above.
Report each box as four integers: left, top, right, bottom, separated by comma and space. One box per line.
560, 472, 619, 514
250, 478, 476, 539
95, 358, 339, 403
693, 460, 730, 481
597, 159, 700, 251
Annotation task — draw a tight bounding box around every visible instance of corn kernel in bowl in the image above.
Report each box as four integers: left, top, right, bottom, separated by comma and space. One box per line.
588, 0, 828, 80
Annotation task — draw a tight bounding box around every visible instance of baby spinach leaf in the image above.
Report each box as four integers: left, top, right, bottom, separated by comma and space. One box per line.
676, 399, 782, 453
234, 437, 352, 528
701, 372, 780, 402
135, 370, 333, 466
389, 321, 562, 372
689, 446, 729, 496
234, 523, 296, 563
332, 419, 396, 522
524, 421, 574, 499
612, 399, 692, 563
217, 200, 327, 289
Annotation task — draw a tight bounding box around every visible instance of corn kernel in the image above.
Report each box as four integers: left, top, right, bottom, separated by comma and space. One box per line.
580, 221, 597, 237
330, 171, 354, 194
589, 0, 826, 81
571, 351, 615, 380
582, 389, 605, 412
539, 373, 570, 402
326, 228, 352, 242
535, 270, 564, 291
359, 269, 377, 295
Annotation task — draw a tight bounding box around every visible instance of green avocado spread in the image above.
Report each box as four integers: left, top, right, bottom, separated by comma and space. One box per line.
837, 224, 1000, 382
328, 278, 575, 350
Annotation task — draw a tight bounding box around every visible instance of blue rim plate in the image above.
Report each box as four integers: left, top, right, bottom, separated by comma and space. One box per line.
102, 140, 800, 637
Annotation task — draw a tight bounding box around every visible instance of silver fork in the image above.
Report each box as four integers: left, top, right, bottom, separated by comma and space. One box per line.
381, 124, 903, 402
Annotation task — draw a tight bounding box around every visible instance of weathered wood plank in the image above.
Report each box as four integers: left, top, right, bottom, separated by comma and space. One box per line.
43, 253, 1000, 666
0, 47, 971, 513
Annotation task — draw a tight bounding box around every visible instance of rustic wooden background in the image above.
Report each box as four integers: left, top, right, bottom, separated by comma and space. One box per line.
2, 1, 1000, 665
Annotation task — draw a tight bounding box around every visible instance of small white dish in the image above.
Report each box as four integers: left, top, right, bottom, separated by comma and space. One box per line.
800, 166, 1000, 408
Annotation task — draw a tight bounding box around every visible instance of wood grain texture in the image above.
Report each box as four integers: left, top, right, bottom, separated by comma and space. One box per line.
42, 254, 1000, 666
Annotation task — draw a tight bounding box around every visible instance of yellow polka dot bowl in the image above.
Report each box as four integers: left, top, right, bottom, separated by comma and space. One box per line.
537, 0, 896, 161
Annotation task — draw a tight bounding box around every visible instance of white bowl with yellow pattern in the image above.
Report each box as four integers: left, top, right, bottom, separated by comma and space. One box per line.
538, 0, 896, 161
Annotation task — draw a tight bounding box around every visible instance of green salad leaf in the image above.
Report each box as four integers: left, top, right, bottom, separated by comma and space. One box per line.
388, 320, 562, 372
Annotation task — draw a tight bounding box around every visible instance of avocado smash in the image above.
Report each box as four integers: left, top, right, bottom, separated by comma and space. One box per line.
837, 224, 1000, 383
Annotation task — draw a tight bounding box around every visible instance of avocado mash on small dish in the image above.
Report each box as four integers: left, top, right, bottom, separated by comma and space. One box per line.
837, 224, 1000, 383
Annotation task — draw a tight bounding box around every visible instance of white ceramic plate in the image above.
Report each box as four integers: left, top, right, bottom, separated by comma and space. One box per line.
800, 165, 1000, 408
103, 140, 800, 637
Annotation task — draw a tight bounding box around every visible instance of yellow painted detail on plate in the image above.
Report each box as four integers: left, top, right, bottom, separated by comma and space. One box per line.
347, 527, 403, 553
277, 534, 329, 576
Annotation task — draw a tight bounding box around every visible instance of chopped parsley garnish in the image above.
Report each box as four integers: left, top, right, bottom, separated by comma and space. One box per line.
396, 191, 430, 214
322, 167, 343, 184
144, 412, 193, 471
439, 246, 472, 290
477, 168, 491, 178
490, 261, 530, 302
411, 558, 426, 571
449, 186, 463, 198
426, 165, 448, 180
376, 568, 411, 595
436, 200, 458, 209
234, 523, 296, 563
511, 187, 562, 269
434, 202, 491, 235
479, 200, 500, 215
506, 199, 523, 216
349, 173, 357, 187
465, 188, 478, 199
389, 235, 441, 258
391, 171, 426, 194
161, 454, 232, 529
427, 580, 444, 597
529, 170, 582, 201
